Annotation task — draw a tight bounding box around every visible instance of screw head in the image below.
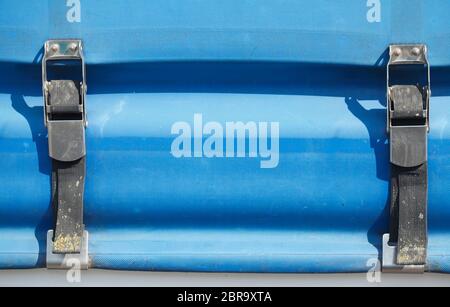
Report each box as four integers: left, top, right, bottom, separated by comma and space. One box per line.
50, 44, 60, 53
392, 47, 402, 57
69, 43, 78, 52
411, 47, 421, 56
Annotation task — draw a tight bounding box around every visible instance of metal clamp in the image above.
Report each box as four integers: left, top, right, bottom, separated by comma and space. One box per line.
43, 39, 87, 127
46, 230, 89, 270
382, 234, 425, 273
42, 39, 87, 162
387, 44, 430, 133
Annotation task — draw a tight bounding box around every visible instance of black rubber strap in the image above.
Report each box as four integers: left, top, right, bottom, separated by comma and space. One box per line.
390, 164, 427, 265
51, 158, 86, 254
388, 85, 428, 266
47, 80, 86, 254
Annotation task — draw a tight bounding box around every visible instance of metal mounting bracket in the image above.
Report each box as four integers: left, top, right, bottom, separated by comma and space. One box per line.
46, 230, 89, 270
43, 39, 87, 127
387, 44, 430, 133
382, 234, 425, 273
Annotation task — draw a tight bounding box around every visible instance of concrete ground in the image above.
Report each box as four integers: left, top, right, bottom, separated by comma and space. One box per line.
0, 270, 449, 287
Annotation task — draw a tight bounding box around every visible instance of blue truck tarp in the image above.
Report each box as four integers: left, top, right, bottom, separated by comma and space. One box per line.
0, 0, 450, 273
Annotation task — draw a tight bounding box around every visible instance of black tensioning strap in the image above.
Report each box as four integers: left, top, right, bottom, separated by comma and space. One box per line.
51, 158, 85, 254
389, 164, 427, 265
47, 80, 86, 254
388, 85, 428, 266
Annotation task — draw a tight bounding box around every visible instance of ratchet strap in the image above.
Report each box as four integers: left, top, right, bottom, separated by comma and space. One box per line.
43, 40, 88, 255
384, 45, 430, 272
388, 86, 428, 265
48, 80, 86, 254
